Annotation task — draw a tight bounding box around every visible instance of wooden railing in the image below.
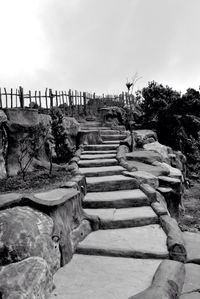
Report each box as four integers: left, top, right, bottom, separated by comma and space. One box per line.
0, 86, 136, 116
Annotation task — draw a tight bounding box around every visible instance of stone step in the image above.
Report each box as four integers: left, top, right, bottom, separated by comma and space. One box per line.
81, 126, 111, 130
80, 166, 124, 177
77, 224, 168, 259
100, 129, 127, 135
101, 134, 127, 141
84, 144, 119, 151
50, 255, 162, 299
82, 150, 116, 155
86, 175, 139, 192
84, 207, 158, 229
103, 140, 121, 144
80, 153, 116, 160
79, 158, 118, 168
83, 189, 149, 209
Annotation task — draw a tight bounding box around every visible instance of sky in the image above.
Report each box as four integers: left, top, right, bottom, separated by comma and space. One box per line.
0, 0, 200, 95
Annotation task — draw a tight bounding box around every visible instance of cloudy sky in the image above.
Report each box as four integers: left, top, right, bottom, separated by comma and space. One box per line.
0, 0, 200, 95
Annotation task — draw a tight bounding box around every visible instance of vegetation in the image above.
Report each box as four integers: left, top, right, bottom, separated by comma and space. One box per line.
136, 81, 200, 176
51, 108, 76, 163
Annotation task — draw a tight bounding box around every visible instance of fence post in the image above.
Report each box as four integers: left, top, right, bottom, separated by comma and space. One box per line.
49, 89, 53, 109
83, 92, 87, 116
19, 86, 24, 108
0, 88, 2, 108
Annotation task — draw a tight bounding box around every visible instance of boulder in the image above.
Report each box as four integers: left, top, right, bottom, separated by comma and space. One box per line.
78, 130, 103, 145
126, 150, 163, 165
5, 108, 39, 176
0, 256, 53, 299
62, 117, 80, 136
124, 160, 169, 177
133, 130, 158, 147
0, 206, 60, 273
0, 110, 8, 179
144, 141, 173, 164
100, 106, 126, 125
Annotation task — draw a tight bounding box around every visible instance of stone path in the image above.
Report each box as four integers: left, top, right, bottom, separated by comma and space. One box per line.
51, 124, 170, 298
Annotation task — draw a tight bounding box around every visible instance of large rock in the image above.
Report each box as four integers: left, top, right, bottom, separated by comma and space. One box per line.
126, 150, 163, 164
144, 141, 173, 164
0, 256, 53, 299
78, 130, 103, 145
0, 110, 7, 179
0, 206, 60, 273
62, 117, 80, 136
5, 108, 39, 176
133, 130, 158, 147
100, 106, 126, 125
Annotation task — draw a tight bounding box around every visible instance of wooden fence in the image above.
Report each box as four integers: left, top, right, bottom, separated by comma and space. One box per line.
0, 86, 136, 116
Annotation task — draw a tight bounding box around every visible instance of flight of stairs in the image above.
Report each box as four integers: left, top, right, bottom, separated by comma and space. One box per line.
77, 123, 168, 259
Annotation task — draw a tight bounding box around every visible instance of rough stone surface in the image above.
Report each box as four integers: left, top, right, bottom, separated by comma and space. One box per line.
84, 144, 118, 151
0, 206, 60, 273
51, 254, 162, 299
80, 153, 116, 160
79, 158, 118, 167
80, 165, 124, 177
78, 130, 103, 145
62, 117, 80, 136
77, 224, 168, 259
126, 150, 163, 164
0, 192, 22, 209
0, 256, 53, 299
181, 294, 200, 299
29, 188, 79, 206
184, 232, 200, 264
83, 189, 149, 209
84, 206, 158, 229
123, 170, 159, 188
144, 141, 172, 164
86, 175, 139, 192
6, 108, 39, 176
125, 160, 169, 177
182, 263, 200, 294
133, 130, 158, 146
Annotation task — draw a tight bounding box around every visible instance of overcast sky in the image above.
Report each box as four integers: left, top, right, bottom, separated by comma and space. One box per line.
0, 0, 200, 95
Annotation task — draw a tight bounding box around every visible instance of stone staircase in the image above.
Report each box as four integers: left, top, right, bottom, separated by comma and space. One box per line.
50, 124, 170, 299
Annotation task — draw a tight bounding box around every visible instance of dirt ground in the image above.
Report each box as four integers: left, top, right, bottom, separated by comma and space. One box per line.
179, 180, 200, 233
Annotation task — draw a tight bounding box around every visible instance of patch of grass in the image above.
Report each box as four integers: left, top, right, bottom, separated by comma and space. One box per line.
179, 181, 200, 232
0, 169, 72, 194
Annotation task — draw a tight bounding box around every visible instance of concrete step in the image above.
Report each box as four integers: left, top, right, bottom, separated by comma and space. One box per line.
80, 165, 124, 177
100, 129, 127, 135
77, 224, 168, 259
83, 189, 149, 208
79, 158, 118, 168
84, 207, 158, 229
81, 126, 111, 130
86, 175, 139, 192
80, 153, 116, 160
103, 140, 121, 144
101, 134, 127, 141
84, 144, 119, 151
50, 255, 162, 299
82, 150, 116, 155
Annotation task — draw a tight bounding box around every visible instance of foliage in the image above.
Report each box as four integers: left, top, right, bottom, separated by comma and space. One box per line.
51, 108, 75, 163
139, 81, 200, 175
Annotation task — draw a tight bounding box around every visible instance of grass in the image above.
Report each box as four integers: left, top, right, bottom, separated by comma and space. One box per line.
0, 169, 72, 194
179, 180, 200, 233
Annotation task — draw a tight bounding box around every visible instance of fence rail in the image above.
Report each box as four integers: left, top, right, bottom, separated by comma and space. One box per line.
0, 86, 136, 116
